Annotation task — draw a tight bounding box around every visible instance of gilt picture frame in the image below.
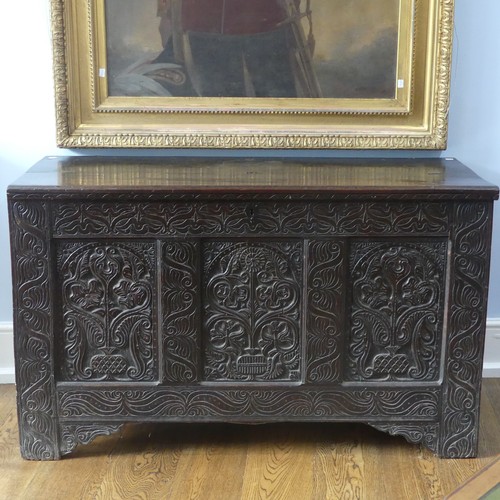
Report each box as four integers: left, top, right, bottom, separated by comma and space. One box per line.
51, 0, 454, 149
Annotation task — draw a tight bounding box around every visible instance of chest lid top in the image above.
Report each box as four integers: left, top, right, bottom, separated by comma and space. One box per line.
7, 156, 499, 201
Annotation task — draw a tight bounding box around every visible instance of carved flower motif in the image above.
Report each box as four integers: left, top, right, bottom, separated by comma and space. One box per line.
260, 321, 295, 352
257, 283, 294, 309
256, 285, 272, 303
69, 279, 103, 310
210, 320, 246, 350
274, 283, 292, 305
402, 276, 430, 305
92, 247, 120, 279
239, 247, 267, 273
359, 275, 392, 309
213, 281, 230, 299
113, 280, 148, 308
214, 282, 248, 309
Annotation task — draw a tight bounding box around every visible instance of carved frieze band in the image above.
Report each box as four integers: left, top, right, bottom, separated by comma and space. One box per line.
57, 241, 157, 382
203, 241, 302, 382
58, 388, 439, 419
11, 191, 491, 202
347, 241, 446, 381
162, 241, 200, 383
306, 240, 345, 382
52, 202, 450, 237
10, 201, 59, 459
439, 202, 492, 458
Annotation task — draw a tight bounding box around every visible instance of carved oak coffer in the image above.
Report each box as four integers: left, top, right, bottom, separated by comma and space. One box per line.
8, 157, 498, 460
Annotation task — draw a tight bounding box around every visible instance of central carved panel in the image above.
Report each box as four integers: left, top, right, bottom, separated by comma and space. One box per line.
202, 241, 302, 382
57, 241, 157, 382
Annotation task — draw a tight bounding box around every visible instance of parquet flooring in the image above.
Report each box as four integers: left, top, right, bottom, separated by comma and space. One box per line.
0, 380, 498, 500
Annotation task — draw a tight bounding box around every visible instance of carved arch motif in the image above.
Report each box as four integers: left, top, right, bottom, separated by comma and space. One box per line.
57, 241, 157, 382
203, 241, 303, 381
347, 241, 447, 381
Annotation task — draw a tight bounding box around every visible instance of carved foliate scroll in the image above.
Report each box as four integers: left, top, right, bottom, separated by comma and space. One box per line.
439, 202, 492, 458
58, 387, 440, 419
369, 423, 439, 453
52, 201, 450, 237
203, 241, 302, 381
10, 201, 60, 459
57, 242, 157, 382
162, 241, 200, 383
306, 240, 345, 382
347, 241, 447, 381
60, 424, 124, 456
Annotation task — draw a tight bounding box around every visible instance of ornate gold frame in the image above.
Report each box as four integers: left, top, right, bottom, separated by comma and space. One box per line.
51, 0, 454, 149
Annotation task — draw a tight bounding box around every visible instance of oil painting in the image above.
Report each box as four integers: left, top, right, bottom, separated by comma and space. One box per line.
51, 0, 454, 149
105, 0, 400, 99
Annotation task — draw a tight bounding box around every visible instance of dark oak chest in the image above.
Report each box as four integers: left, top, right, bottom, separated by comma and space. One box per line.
8, 157, 498, 459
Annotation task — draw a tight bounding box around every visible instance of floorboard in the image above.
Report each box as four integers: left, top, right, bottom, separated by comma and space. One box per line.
0, 381, 498, 500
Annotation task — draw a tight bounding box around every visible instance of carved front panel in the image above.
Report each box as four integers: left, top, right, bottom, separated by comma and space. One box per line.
347, 241, 447, 381
57, 242, 157, 381
203, 241, 302, 382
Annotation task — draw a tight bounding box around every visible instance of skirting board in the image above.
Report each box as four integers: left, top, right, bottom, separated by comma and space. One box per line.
1, 320, 500, 384
483, 319, 500, 378
0, 322, 15, 384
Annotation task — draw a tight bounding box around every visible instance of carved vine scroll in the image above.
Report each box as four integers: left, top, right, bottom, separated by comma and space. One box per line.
439, 202, 493, 458
347, 241, 447, 382
57, 242, 157, 382
10, 202, 60, 459
203, 241, 303, 382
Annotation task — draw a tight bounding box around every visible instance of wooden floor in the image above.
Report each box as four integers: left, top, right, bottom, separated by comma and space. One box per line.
0, 380, 498, 500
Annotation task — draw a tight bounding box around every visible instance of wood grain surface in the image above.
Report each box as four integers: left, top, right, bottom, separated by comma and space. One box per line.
0, 380, 499, 500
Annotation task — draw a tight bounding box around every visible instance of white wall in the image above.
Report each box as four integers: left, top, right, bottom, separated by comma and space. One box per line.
0, 2, 62, 321
1, 2, 500, 377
